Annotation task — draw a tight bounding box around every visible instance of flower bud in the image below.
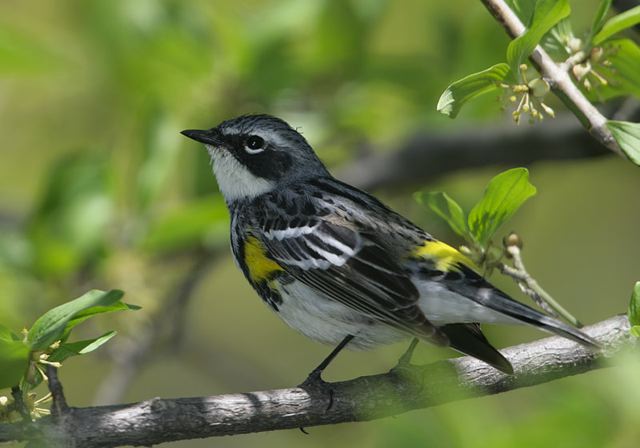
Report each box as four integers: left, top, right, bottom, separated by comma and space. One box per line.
568, 37, 582, 53
590, 46, 604, 63
528, 78, 550, 98
572, 63, 590, 81
503, 232, 523, 249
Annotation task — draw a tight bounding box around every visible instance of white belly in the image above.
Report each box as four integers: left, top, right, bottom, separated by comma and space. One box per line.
276, 280, 407, 350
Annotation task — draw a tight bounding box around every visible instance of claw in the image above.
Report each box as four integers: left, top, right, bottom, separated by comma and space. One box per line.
298, 369, 335, 411
393, 338, 419, 370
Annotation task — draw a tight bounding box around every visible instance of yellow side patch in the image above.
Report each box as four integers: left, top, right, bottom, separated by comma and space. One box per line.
414, 240, 477, 272
243, 236, 284, 283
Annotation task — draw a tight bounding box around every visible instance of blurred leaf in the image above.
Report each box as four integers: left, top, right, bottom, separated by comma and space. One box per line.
437, 63, 510, 118
506, 0, 570, 72
415, 191, 469, 239
309, 0, 365, 75
48, 331, 117, 363
142, 195, 229, 253
628, 282, 640, 327
543, 18, 573, 59
468, 168, 537, 247
593, 5, 640, 44
590, 38, 640, 100
606, 120, 640, 165
509, 0, 536, 25
27, 290, 127, 350
0, 325, 29, 389
0, 25, 59, 74
136, 112, 182, 210
589, 0, 612, 42
28, 153, 113, 278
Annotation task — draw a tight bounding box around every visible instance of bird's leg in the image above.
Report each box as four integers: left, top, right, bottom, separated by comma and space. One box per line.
300, 334, 354, 387
394, 337, 420, 369
297, 335, 354, 420
297, 334, 354, 419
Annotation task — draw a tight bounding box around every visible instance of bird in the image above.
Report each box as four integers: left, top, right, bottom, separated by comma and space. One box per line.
181, 114, 597, 383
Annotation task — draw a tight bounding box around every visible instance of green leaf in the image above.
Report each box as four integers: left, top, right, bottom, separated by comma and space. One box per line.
606, 121, 640, 165
628, 282, 640, 327
593, 5, 640, 44
437, 63, 510, 118
28, 153, 113, 278
509, 0, 536, 25
0, 325, 29, 389
468, 168, 537, 247
27, 290, 127, 350
590, 0, 612, 41
136, 111, 182, 211
631, 326, 640, 338
415, 191, 469, 239
60, 302, 140, 343
507, 0, 571, 72
588, 38, 640, 101
48, 331, 117, 363
141, 195, 229, 253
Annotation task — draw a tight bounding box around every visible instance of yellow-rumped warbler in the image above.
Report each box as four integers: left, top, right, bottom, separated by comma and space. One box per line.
181, 114, 596, 381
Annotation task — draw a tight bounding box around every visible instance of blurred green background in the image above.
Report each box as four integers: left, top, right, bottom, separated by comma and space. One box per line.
1, 0, 639, 447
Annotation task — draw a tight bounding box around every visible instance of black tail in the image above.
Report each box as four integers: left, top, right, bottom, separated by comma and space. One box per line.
440, 323, 513, 374
461, 285, 600, 348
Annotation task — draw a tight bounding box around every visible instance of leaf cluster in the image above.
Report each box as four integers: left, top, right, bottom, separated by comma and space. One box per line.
0, 290, 137, 393
415, 167, 536, 266
437, 0, 640, 164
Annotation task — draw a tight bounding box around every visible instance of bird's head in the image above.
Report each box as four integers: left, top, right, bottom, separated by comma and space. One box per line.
181, 114, 328, 202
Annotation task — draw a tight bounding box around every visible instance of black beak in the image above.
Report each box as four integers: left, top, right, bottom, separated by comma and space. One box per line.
180, 128, 224, 145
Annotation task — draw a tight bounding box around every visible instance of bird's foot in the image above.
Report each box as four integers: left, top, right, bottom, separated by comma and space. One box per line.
391, 338, 419, 373
298, 368, 335, 413
389, 338, 425, 390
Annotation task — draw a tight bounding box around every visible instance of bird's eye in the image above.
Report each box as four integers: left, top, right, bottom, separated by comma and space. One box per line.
244, 135, 265, 154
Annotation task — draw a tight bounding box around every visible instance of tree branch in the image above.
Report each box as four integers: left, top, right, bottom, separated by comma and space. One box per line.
480, 0, 623, 157
338, 116, 608, 191
0, 315, 634, 447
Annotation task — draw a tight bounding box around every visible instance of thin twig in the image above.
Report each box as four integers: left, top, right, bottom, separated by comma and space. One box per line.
0, 315, 632, 447
46, 366, 69, 417
499, 241, 582, 327
480, 0, 623, 157
558, 51, 588, 73
10, 387, 30, 422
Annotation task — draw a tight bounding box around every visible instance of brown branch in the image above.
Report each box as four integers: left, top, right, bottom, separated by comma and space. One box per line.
0, 315, 634, 447
480, 0, 623, 157
338, 115, 608, 191
46, 366, 69, 417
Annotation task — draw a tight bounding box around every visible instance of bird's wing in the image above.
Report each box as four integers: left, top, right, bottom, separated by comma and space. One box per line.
255, 205, 448, 345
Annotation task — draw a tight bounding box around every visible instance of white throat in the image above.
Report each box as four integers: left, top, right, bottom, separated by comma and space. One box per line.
207, 145, 275, 201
